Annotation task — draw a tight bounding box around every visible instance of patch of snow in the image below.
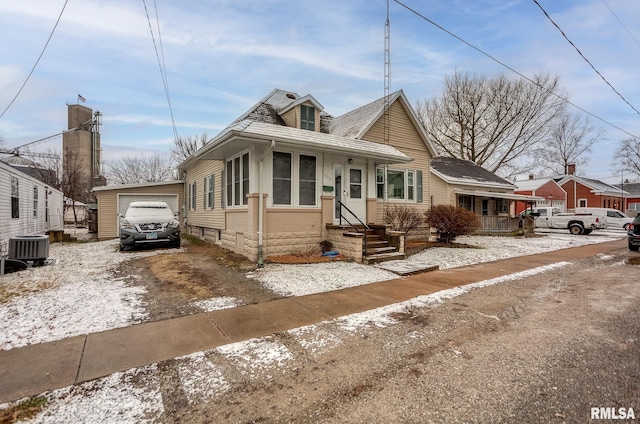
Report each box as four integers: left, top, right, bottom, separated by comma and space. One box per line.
191, 296, 242, 312
176, 351, 230, 403
27, 365, 163, 424
253, 262, 398, 296
0, 239, 180, 351
216, 337, 294, 379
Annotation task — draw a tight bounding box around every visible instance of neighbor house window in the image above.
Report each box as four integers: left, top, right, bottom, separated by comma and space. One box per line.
299, 155, 316, 205
459, 195, 473, 211
11, 176, 19, 219
226, 152, 250, 207
300, 105, 315, 131
497, 198, 508, 214
273, 151, 292, 205
578, 198, 587, 207
33, 186, 39, 218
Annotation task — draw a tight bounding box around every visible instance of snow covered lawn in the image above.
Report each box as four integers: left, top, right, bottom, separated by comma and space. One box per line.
0, 230, 623, 351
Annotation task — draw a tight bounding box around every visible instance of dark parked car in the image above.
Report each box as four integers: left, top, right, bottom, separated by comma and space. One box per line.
628, 214, 640, 251
119, 201, 181, 251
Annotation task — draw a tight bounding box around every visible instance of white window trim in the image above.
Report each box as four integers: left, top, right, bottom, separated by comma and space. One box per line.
376, 166, 417, 203
204, 174, 214, 210
270, 150, 320, 208
226, 150, 250, 208
578, 198, 588, 208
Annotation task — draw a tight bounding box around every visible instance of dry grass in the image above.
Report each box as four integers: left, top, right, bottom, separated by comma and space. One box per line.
0, 397, 47, 424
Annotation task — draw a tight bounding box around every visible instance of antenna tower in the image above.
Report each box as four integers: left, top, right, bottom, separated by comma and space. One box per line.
384, 0, 391, 145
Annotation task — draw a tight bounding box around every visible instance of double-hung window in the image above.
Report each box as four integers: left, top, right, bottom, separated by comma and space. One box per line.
226, 152, 249, 207
189, 182, 196, 210
300, 105, 315, 131
272, 151, 317, 206
204, 174, 214, 209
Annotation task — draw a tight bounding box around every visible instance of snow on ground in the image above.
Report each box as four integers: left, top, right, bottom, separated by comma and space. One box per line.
10, 259, 583, 423
0, 230, 624, 351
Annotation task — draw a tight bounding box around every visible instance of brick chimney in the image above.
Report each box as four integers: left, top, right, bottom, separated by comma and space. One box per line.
528, 174, 534, 180
567, 163, 576, 175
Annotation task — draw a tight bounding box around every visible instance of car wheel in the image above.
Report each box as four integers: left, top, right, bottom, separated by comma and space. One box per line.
569, 224, 584, 235
629, 241, 640, 251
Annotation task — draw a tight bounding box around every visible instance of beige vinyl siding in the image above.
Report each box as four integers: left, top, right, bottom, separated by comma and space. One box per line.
430, 174, 453, 206
185, 159, 225, 229
281, 102, 321, 131
363, 100, 434, 221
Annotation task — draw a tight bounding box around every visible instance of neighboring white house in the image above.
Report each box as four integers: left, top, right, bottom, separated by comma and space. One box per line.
0, 160, 64, 256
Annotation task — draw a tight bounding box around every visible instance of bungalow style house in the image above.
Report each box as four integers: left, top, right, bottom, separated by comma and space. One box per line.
513, 176, 567, 214
555, 164, 628, 211
430, 157, 544, 232
179, 88, 439, 263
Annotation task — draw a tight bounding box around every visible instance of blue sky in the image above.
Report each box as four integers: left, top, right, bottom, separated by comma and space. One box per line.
1, 0, 639, 184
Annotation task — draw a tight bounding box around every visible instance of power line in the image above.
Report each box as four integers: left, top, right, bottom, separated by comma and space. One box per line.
532, 0, 640, 117
0, 0, 69, 120
142, 0, 179, 141
601, 0, 640, 50
392, 0, 640, 140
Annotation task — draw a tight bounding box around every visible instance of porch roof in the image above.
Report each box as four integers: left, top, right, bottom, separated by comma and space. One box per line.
454, 189, 545, 202
197, 120, 412, 164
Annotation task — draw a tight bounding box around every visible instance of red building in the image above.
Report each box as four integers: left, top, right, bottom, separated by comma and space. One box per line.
556, 164, 628, 211
514, 176, 567, 214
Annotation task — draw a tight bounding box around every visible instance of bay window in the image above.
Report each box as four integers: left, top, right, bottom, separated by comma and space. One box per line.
376, 167, 419, 202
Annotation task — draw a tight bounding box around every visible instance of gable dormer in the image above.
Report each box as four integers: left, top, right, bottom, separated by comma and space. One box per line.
278, 94, 324, 132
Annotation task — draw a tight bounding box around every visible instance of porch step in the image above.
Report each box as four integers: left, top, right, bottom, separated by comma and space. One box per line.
362, 251, 406, 265
365, 246, 397, 255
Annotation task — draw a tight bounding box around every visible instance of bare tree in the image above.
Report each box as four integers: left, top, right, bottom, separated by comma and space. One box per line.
614, 137, 640, 178
106, 152, 176, 185
416, 71, 567, 179
28, 147, 90, 226
171, 133, 209, 164
534, 113, 604, 175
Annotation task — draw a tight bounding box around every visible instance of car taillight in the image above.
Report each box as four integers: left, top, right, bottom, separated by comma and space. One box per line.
630, 223, 635, 230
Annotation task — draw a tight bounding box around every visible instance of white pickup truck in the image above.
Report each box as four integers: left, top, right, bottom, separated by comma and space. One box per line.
522, 207, 607, 235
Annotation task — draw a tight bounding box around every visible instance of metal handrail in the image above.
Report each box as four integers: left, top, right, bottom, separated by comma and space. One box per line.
337, 200, 369, 257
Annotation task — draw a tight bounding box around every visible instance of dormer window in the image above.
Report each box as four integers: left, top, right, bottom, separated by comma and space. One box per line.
300, 105, 315, 131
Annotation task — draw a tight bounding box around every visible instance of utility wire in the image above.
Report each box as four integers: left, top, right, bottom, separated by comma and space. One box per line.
142, 0, 179, 141
532, 0, 640, 117
0, 0, 69, 120
392, 0, 640, 140
601, 0, 640, 50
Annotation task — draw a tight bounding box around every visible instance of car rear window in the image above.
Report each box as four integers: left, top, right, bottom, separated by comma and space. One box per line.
125, 205, 173, 219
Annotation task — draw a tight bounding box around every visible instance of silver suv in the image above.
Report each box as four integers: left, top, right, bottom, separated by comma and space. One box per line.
119, 201, 181, 251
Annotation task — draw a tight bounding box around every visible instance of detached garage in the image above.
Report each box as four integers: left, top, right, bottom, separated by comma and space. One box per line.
93, 181, 185, 240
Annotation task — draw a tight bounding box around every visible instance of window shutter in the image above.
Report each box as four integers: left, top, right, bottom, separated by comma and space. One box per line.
204, 177, 207, 209
417, 170, 423, 203
221, 170, 225, 209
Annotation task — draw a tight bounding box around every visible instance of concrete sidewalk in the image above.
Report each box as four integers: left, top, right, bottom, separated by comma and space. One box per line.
0, 239, 625, 404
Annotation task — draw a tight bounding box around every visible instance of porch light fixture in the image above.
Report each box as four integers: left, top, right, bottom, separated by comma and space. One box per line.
348, 158, 353, 164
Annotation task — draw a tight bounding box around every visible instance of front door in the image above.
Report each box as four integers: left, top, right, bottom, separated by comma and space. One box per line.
343, 165, 367, 224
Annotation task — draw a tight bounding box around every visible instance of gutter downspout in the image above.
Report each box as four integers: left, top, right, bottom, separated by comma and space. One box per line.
257, 140, 275, 267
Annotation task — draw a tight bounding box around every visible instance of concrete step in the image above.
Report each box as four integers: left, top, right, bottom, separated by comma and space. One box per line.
362, 251, 406, 265
365, 246, 398, 255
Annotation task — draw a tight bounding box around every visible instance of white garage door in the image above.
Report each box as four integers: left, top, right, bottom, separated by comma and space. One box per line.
117, 194, 180, 217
